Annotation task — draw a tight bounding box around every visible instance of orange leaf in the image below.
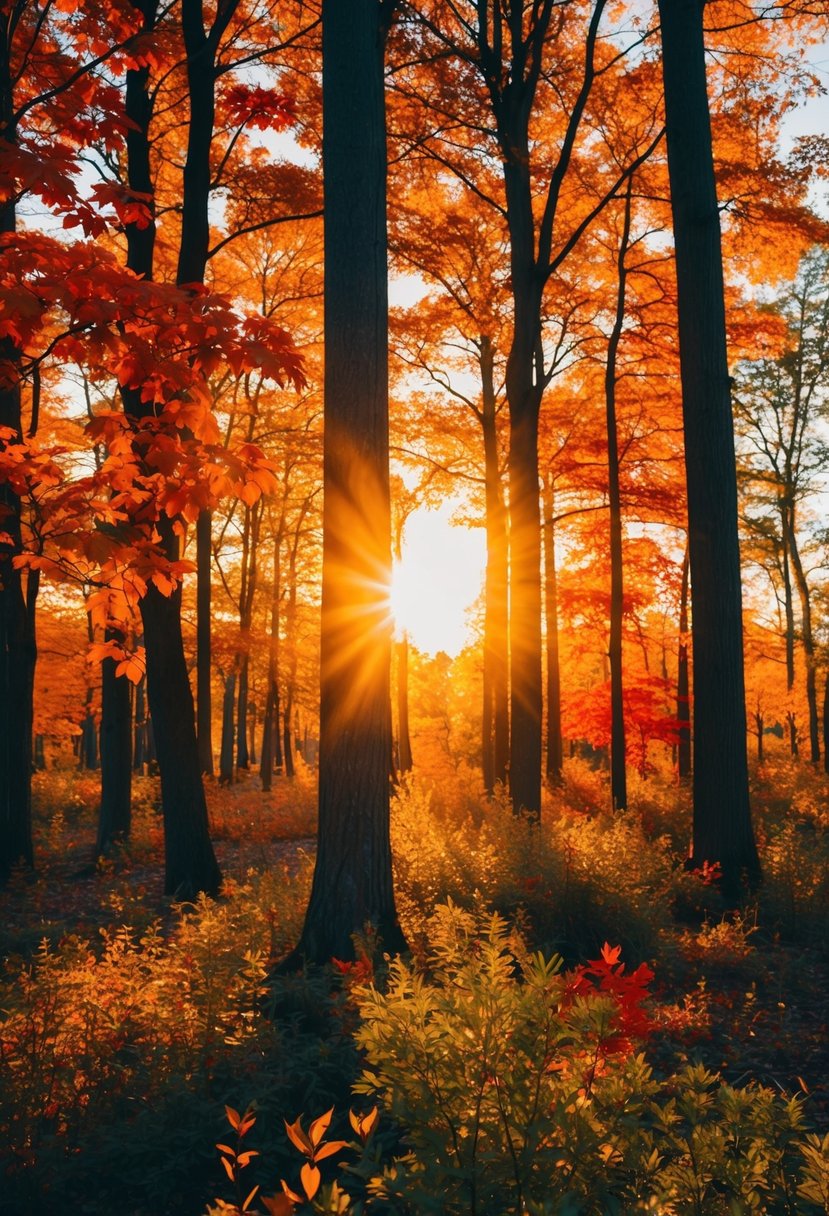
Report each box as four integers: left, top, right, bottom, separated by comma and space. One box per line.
220, 1156, 235, 1182
313, 1139, 349, 1162
263, 1193, 295, 1215
225, 1105, 241, 1131
242, 1184, 260, 1212
308, 1106, 334, 1148
300, 1163, 321, 1200
284, 1116, 313, 1157
601, 943, 622, 967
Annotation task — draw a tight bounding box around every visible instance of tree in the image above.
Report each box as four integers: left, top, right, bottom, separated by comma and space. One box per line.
289, 0, 405, 963
736, 247, 829, 768
658, 0, 759, 889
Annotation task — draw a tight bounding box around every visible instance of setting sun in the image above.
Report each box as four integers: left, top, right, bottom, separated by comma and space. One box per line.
390, 502, 486, 657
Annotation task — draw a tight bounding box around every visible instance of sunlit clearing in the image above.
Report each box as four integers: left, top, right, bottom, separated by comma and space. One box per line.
391, 503, 486, 657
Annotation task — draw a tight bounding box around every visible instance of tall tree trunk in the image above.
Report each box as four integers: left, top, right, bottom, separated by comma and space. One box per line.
787, 511, 819, 764
0, 21, 35, 884
480, 335, 509, 795
197, 509, 214, 774
237, 653, 250, 769
543, 480, 563, 785
219, 671, 236, 786
134, 672, 147, 772
659, 0, 758, 890
823, 669, 829, 776
754, 708, 764, 765
677, 545, 691, 779
604, 182, 633, 812
779, 510, 796, 694
396, 636, 413, 773
504, 189, 544, 818
119, 0, 220, 897
290, 0, 404, 964
98, 629, 132, 855
260, 685, 274, 792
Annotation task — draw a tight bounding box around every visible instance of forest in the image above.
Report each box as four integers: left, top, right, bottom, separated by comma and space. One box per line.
1, 0, 829, 1211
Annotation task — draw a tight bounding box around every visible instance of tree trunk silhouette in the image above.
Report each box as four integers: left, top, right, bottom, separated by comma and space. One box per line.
677, 546, 691, 779
787, 514, 819, 764
197, 509, 214, 774
133, 671, 147, 772
543, 480, 563, 786
659, 0, 758, 890
605, 181, 633, 812
219, 672, 236, 786
98, 629, 132, 855
396, 636, 413, 773
823, 670, 829, 775
119, 0, 221, 898
0, 21, 36, 883
480, 335, 509, 795
289, 0, 405, 964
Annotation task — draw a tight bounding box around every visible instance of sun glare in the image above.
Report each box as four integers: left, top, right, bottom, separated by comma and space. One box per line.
390, 503, 485, 657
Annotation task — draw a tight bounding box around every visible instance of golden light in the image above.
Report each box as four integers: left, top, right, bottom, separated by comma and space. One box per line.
390, 503, 486, 657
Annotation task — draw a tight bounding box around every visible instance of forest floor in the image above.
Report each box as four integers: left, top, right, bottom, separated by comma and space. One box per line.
1, 758, 829, 1215
3, 761, 827, 1125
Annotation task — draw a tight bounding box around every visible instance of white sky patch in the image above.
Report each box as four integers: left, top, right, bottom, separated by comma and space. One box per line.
391, 500, 486, 657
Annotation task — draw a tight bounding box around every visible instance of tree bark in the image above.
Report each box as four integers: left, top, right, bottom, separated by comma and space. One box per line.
480, 335, 509, 795
196, 509, 214, 774
219, 671, 236, 786
787, 512, 819, 764
118, 0, 220, 897
0, 17, 35, 884
396, 636, 413, 773
542, 480, 563, 786
98, 629, 132, 854
658, 0, 758, 890
604, 183, 633, 812
289, 0, 404, 963
677, 545, 691, 779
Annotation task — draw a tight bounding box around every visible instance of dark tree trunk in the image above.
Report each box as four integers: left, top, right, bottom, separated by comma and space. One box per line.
659, 0, 759, 890
0, 21, 35, 884
787, 710, 799, 758
249, 698, 257, 766
81, 708, 99, 771
677, 546, 691, 779
504, 212, 544, 820
823, 670, 829, 776
788, 516, 819, 764
139, 524, 221, 898
755, 709, 764, 765
119, 0, 220, 898
133, 672, 147, 772
604, 183, 633, 813
97, 630, 132, 855
282, 680, 295, 779
543, 480, 563, 786
197, 509, 214, 774
396, 636, 413, 773
260, 686, 274, 791
780, 513, 796, 694
219, 671, 236, 786
480, 335, 509, 795
289, 0, 404, 964
236, 652, 250, 769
